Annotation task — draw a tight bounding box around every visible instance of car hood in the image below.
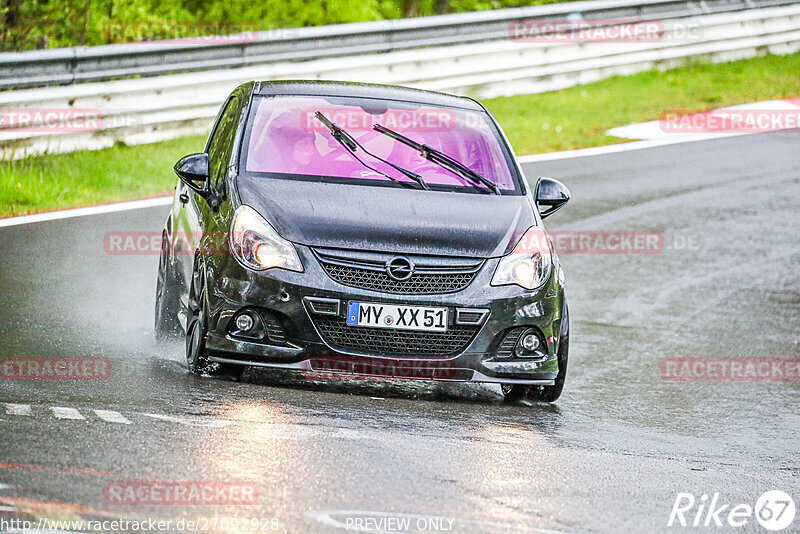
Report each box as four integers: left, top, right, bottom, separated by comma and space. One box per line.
236, 176, 535, 258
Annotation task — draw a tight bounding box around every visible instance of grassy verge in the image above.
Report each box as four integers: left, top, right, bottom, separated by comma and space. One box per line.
2, 52, 800, 218
484, 52, 800, 155
1, 135, 206, 217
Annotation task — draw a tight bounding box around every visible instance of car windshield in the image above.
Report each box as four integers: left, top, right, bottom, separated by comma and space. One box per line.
242, 95, 521, 193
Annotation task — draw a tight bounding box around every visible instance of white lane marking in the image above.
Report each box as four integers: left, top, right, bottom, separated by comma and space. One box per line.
1, 403, 527, 445
50, 407, 85, 420
0, 403, 533, 445
0, 505, 18, 512
4, 403, 32, 416
0, 483, 11, 490
93, 409, 131, 424
0, 196, 172, 228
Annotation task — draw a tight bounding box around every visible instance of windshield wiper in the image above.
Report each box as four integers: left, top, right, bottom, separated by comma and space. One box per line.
372, 124, 500, 195
314, 112, 429, 191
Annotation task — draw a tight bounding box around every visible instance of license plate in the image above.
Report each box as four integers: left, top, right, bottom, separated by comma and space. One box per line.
347, 302, 448, 332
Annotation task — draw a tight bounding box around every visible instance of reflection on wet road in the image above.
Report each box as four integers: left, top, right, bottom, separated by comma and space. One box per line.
1, 133, 799, 533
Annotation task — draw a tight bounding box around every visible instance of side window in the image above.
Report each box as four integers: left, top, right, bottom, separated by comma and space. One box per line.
207, 96, 240, 188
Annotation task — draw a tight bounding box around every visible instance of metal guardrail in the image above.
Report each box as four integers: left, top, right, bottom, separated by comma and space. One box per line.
0, 0, 798, 89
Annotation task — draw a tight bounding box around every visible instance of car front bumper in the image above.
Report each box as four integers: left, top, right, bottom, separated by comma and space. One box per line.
202, 245, 565, 385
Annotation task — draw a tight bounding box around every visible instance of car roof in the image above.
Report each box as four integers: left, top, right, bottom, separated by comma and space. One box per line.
252, 80, 484, 111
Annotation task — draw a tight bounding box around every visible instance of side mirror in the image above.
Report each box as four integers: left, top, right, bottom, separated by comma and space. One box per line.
535, 177, 570, 219
174, 153, 210, 197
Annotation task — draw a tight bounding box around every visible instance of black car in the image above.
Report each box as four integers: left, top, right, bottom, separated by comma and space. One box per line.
155, 80, 571, 402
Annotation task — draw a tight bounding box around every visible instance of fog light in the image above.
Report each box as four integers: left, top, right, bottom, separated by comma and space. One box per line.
515, 328, 544, 358
235, 313, 254, 332
520, 332, 540, 352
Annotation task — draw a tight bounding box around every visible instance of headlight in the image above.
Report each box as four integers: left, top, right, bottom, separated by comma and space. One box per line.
229, 205, 303, 272
491, 227, 552, 290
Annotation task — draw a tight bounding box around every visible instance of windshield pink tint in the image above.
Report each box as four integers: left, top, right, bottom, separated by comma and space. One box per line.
245, 96, 517, 191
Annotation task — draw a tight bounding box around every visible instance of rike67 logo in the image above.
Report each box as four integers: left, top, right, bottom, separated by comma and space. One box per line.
668, 490, 796, 531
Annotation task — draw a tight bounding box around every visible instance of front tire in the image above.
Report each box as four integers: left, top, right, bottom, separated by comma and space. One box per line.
501, 301, 570, 403
529, 302, 569, 402
185, 263, 244, 381
501, 384, 527, 402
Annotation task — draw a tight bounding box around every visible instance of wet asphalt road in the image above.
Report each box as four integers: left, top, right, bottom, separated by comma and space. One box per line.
0, 133, 799, 533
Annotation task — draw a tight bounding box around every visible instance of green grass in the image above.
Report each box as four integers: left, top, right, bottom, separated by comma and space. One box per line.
484, 53, 800, 155
2, 52, 800, 218
0, 135, 206, 217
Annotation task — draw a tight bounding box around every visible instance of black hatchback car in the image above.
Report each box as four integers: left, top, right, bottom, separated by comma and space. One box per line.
155, 81, 571, 401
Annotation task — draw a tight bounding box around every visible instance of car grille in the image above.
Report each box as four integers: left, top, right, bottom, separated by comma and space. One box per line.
313, 248, 483, 294
312, 317, 480, 357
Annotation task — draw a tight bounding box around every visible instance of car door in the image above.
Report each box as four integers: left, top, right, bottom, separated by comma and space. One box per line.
201, 94, 241, 269
174, 95, 240, 297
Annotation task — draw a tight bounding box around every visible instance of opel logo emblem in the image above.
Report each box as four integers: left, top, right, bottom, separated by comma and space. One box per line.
385, 256, 414, 281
